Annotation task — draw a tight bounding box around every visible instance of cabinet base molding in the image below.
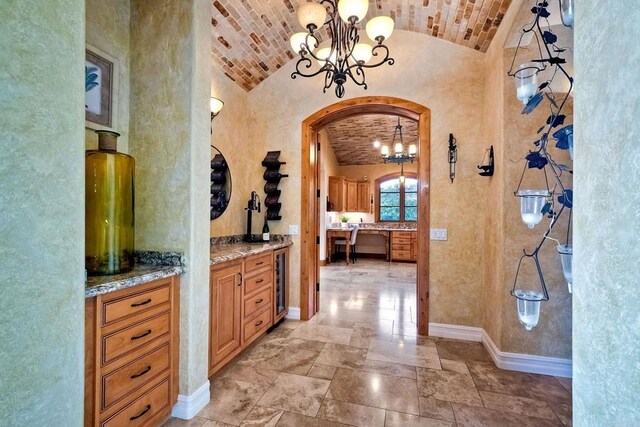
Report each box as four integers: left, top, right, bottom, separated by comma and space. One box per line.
171, 380, 211, 420
286, 306, 301, 320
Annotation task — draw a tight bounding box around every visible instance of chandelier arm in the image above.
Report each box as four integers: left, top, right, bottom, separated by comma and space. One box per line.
291, 57, 333, 79
344, 66, 367, 87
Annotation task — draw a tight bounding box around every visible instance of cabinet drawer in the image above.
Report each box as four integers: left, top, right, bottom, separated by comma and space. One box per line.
243, 307, 271, 343
393, 231, 415, 239
244, 287, 272, 320
102, 284, 171, 327
393, 250, 413, 260
244, 268, 272, 296
102, 378, 170, 427
102, 344, 170, 410
392, 237, 412, 246
103, 313, 170, 365
245, 253, 272, 274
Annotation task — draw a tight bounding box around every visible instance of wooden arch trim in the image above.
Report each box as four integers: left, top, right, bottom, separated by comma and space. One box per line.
300, 96, 431, 336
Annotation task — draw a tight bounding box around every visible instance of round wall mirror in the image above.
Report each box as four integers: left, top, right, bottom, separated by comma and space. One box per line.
211, 145, 232, 220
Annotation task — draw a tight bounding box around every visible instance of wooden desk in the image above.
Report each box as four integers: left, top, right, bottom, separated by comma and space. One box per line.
326, 227, 354, 265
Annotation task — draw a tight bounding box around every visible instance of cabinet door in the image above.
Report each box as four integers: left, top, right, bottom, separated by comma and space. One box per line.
210, 262, 242, 369
328, 176, 345, 212
346, 180, 358, 212
357, 182, 370, 212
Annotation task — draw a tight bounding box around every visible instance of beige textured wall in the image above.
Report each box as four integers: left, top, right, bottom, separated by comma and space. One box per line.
210, 64, 251, 237
247, 30, 488, 327
84, 0, 131, 152
482, 0, 572, 359
0, 0, 85, 424
574, 0, 640, 423
319, 129, 340, 260
130, 0, 212, 396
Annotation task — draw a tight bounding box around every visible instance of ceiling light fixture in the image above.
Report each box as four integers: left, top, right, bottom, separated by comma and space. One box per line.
372, 140, 380, 148
380, 117, 416, 164
290, 0, 395, 98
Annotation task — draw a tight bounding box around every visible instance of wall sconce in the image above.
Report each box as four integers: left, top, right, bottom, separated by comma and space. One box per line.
477, 145, 494, 177
210, 97, 224, 120
448, 133, 457, 183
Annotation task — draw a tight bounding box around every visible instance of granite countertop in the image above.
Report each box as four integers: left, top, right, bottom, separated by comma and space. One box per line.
211, 235, 292, 265
85, 251, 185, 298
328, 223, 417, 232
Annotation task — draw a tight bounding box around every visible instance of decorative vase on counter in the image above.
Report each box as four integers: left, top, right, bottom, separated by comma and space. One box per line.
85, 131, 135, 276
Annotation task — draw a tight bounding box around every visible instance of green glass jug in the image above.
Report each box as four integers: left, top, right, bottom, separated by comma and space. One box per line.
85, 131, 135, 275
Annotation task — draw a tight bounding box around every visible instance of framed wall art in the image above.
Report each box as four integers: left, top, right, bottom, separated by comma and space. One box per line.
85, 44, 117, 131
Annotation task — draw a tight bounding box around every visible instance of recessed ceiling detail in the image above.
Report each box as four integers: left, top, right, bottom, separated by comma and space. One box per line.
324, 114, 418, 166
211, 0, 513, 91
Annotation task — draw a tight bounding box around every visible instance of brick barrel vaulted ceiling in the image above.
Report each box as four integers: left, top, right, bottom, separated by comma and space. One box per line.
324, 114, 419, 166
211, 0, 513, 91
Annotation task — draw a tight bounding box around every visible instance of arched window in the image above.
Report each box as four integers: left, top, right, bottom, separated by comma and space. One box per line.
375, 172, 418, 222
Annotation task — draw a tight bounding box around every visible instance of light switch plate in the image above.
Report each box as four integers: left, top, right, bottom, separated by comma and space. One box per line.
430, 228, 448, 241
288, 224, 299, 236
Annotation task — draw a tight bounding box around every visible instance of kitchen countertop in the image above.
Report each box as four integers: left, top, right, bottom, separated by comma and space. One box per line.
85, 251, 185, 298
328, 223, 417, 232
211, 239, 292, 265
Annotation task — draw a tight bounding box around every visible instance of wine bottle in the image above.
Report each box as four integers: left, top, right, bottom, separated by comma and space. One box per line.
263, 170, 289, 182
262, 214, 270, 241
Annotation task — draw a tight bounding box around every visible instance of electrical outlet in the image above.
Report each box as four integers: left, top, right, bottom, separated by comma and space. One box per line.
430, 228, 448, 241
288, 224, 299, 235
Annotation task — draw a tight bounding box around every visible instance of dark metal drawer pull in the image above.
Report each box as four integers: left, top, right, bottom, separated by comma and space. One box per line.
129, 404, 151, 421
255, 320, 264, 327
131, 298, 152, 307
131, 329, 152, 340
255, 261, 264, 266
255, 298, 264, 304
130, 365, 152, 379
256, 279, 264, 284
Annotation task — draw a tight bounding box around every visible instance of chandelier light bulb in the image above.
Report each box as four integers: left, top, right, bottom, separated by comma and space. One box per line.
290, 32, 316, 53
366, 16, 395, 43
381, 145, 390, 157
297, 2, 327, 31
338, 0, 369, 24
315, 47, 337, 67
394, 142, 403, 155
408, 144, 417, 156
351, 43, 373, 64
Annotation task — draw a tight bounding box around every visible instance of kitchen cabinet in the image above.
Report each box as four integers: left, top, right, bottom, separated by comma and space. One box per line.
391, 230, 417, 262
346, 180, 358, 212
209, 247, 289, 376
209, 260, 243, 370
328, 176, 370, 213
357, 181, 370, 213
85, 277, 180, 427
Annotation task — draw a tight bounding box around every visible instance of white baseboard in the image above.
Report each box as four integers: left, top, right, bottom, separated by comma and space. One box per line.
286, 306, 301, 320
171, 380, 210, 420
429, 322, 483, 342
428, 323, 572, 378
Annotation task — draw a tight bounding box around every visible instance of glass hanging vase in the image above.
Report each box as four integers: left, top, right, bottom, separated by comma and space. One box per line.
517, 190, 549, 229
511, 253, 549, 331
85, 131, 135, 276
557, 244, 573, 293
514, 63, 539, 105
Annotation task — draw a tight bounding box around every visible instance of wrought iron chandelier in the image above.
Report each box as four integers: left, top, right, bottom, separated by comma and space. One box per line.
290, 0, 395, 98
380, 117, 417, 164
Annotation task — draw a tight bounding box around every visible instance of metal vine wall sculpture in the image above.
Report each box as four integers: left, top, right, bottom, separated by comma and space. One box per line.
507, 1, 574, 330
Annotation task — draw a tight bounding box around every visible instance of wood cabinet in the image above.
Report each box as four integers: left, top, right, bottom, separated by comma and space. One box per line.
328, 176, 370, 213
328, 176, 346, 212
391, 231, 417, 262
85, 277, 180, 427
209, 261, 243, 369
346, 180, 358, 212
209, 247, 289, 376
357, 181, 370, 212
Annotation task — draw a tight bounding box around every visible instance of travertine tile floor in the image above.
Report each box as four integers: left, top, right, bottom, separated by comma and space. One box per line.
165, 260, 572, 427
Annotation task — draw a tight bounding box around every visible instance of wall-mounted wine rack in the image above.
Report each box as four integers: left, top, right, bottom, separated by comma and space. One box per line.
262, 151, 288, 221
211, 146, 231, 220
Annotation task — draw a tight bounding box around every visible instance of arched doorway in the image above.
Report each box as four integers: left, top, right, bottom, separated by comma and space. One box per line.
299, 96, 431, 335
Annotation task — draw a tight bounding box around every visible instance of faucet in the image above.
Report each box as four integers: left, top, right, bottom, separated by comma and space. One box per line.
244, 191, 261, 242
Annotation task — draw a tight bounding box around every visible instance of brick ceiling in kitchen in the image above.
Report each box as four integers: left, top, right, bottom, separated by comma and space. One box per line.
324, 114, 418, 166
211, 0, 513, 91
